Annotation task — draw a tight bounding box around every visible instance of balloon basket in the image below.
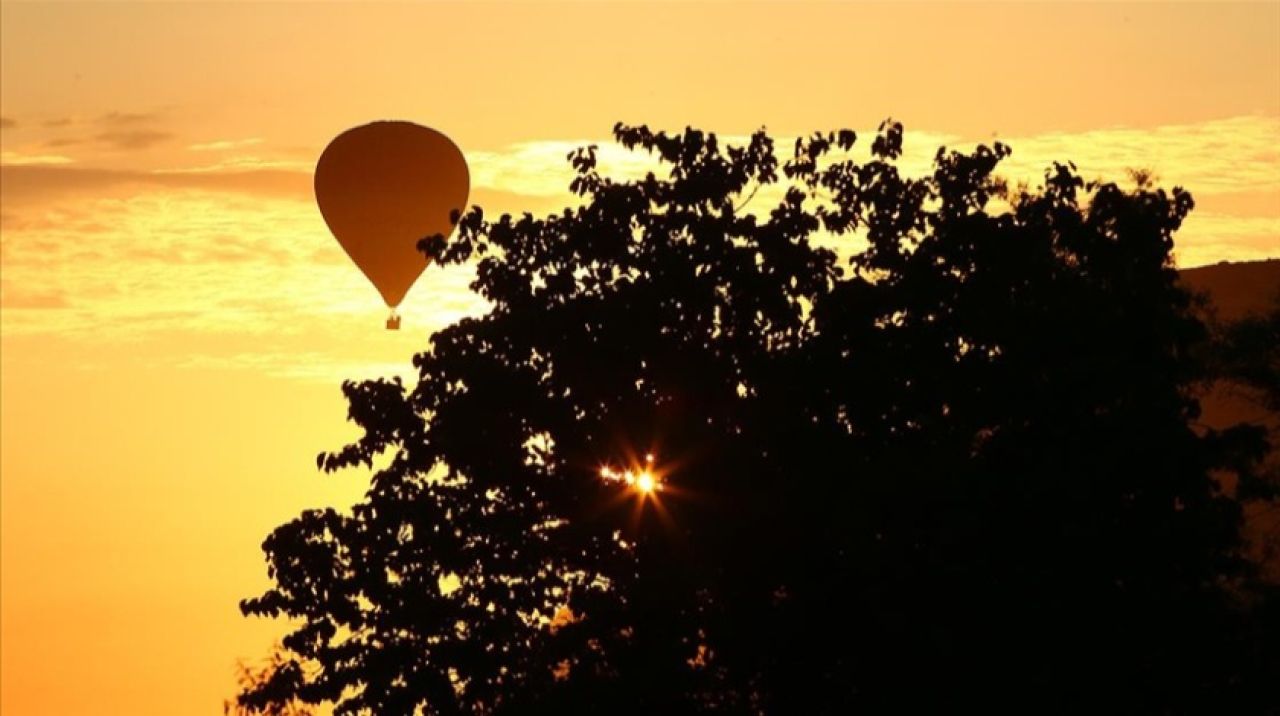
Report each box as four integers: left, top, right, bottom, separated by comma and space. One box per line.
386, 312, 401, 330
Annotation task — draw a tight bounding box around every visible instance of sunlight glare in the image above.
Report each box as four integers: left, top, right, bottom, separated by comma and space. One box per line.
599, 460, 663, 495
636, 472, 656, 493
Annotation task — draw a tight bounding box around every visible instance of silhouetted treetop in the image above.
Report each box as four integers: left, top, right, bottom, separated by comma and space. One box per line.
239, 121, 1276, 714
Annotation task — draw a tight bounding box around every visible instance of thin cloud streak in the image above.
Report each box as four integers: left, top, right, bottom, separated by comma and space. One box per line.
188, 138, 265, 152
153, 156, 311, 174
0, 151, 74, 166
94, 129, 173, 151
0, 165, 312, 201
98, 111, 161, 125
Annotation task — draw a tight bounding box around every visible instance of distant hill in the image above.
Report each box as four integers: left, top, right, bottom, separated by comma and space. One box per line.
1179, 258, 1279, 434
1180, 258, 1280, 580
1179, 258, 1280, 322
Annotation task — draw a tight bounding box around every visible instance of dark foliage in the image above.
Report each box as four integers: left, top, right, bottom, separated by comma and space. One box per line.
226, 644, 316, 716
1212, 292, 1280, 414
1206, 292, 1280, 580
239, 122, 1278, 713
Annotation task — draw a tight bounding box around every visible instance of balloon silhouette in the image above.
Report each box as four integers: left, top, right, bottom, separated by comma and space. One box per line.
315, 121, 469, 329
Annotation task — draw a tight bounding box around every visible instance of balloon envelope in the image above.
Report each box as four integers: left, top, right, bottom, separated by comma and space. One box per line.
315, 121, 469, 309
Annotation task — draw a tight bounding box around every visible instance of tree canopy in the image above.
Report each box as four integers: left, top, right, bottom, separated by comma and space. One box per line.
239, 122, 1278, 713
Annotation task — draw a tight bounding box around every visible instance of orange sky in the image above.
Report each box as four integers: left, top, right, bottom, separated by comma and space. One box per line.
1, 2, 1278, 713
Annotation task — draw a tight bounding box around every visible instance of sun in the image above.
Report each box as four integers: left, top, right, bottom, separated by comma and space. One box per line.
599, 453, 664, 496
635, 472, 656, 494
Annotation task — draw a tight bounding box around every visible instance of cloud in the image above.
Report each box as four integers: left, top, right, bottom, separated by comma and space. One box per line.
1175, 213, 1280, 268
44, 137, 84, 148
155, 156, 309, 174
0, 135, 1266, 407
93, 129, 174, 151
0, 165, 311, 202
0, 164, 561, 214
98, 111, 161, 126
467, 140, 663, 198
1, 113, 1274, 364
460, 117, 1280, 269
0, 186, 488, 344
462, 115, 1279, 200
187, 138, 265, 152
0, 117, 16, 130
23, 110, 173, 153
0, 284, 71, 309
0, 151, 75, 166
982, 115, 1280, 196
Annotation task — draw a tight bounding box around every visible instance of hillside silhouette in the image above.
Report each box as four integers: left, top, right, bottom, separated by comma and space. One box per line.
1181, 259, 1280, 323
1182, 259, 1280, 584
236, 124, 1280, 714
1183, 258, 1279, 434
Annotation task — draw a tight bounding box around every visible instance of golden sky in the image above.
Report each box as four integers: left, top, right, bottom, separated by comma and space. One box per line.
1, 2, 1278, 713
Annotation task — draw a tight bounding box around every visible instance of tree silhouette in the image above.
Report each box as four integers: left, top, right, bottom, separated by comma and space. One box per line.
1212, 291, 1280, 415
1207, 291, 1280, 587
239, 122, 1277, 713
226, 644, 316, 716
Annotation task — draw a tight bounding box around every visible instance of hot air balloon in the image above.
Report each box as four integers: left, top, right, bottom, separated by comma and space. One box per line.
315, 121, 469, 329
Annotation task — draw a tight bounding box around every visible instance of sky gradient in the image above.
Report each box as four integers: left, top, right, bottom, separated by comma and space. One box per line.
2, 2, 1278, 713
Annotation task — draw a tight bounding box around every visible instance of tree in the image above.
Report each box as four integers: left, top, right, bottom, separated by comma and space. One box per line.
237, 121, 1277, 713
1207, 292, 1280, 584
1212, 291, 1280, 415
226, 644, 316, 716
